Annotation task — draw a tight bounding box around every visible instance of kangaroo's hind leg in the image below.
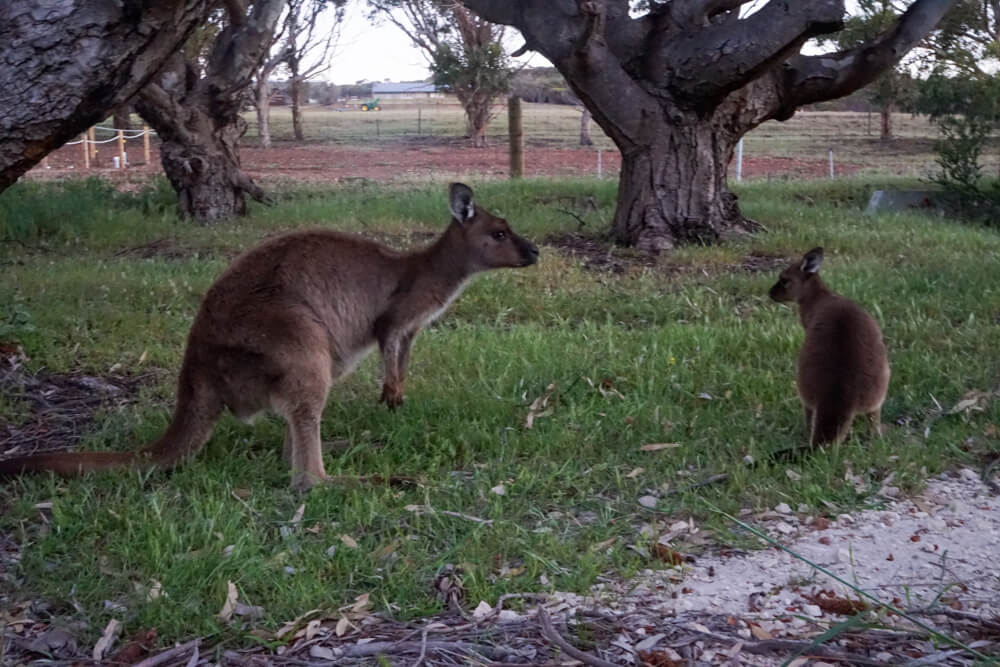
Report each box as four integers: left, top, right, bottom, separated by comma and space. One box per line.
271, 346, 334, 491
866, 409, 884, 438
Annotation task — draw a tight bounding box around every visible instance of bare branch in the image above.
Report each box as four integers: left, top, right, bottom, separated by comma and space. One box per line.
663, 0, 845, 103
780, 0, 958, 111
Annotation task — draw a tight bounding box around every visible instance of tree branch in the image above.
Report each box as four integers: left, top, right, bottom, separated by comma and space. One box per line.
203, 0, 286, 112
662, 0, 846, 103
459, 0, 525, 27
670, 0, 754, 27
780, 0, 958, 111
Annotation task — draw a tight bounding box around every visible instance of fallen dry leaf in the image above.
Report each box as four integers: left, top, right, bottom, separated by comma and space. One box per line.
218, 581, 239, 622
626, 467, 644, 478
641, 443, 681, 452
340, 534, 359, 549
748, 622, 772, 640
374, 539, 400, 560
92, 619, 121, 661
289, 503, 305, 525
804, 590, 869, 615
106, 629, 157, 665
351, 593, 372, 614
525, 383, 556, 429
590, 536, 617, 551
653, 543, 685, 566
276, 609, 325, 639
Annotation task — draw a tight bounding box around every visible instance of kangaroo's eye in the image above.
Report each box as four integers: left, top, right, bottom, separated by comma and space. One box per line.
780, 278, 789, 287
491, 230, 507, 241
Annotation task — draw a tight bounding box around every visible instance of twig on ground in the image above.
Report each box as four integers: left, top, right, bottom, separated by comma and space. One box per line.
556, 209, 588, 230
336, 639, 515, 660
665, 472, 730, 495
229, 490, 263, 519
907, 606, 1000, 631
685, 625, 884, 664
412, 627, 429, 667
536, 607, 617, 667
130, 639, 200, 667
439, 510, 494, 526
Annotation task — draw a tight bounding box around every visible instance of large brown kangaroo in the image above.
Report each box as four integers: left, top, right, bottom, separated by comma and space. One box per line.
769, 247, 890, 448
0, 183, 539, 490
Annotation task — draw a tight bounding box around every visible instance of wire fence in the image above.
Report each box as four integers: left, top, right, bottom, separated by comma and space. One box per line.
31, 102, 972, 184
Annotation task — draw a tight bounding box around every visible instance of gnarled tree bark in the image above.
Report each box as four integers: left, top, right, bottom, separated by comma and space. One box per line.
0, 1, 209, 192
461, 0, 958, 251
135, 0, 285, 222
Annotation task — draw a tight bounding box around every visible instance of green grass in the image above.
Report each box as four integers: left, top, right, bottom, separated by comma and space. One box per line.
2, 177, 999, 648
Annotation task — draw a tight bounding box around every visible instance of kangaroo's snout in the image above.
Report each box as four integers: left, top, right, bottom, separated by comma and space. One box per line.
519, 237, 540, 265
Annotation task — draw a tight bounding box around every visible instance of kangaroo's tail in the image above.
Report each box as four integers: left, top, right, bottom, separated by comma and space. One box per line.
809, 404, 853, 448
0, 368, 222, 479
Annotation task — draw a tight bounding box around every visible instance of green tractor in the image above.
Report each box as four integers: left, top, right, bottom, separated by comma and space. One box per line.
360, 98, 381, 111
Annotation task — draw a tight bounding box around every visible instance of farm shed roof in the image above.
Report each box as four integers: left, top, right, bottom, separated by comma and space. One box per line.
372, 82, 438, 94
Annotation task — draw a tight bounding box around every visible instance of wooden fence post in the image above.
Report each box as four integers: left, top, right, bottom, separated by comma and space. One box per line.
82, 133, 90, 169
88, 127, 97, 159
143, 125, 151, 164
508, 96, 523, 179
117, 129, 126, 168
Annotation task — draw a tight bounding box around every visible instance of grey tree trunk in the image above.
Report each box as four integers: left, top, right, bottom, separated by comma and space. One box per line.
136, 1, 285, 222
457, 91, 490, 147
880, 104, 893, 141
137, 61, 262, 221
614, 113, 741, 251
0, 1, 209, 191
256, 79, 274, 149
291, 77, 305, 141
579, 108, 594, 146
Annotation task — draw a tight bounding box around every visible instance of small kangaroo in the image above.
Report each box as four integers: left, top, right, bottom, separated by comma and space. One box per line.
0, 183, 539, 490
769, 247, 890, 448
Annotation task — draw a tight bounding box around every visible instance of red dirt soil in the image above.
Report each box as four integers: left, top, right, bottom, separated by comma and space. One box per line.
27, 138, 862, 186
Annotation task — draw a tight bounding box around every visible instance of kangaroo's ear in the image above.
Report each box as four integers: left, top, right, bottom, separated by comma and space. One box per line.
449, 182, 475, 223
801, 247, 824, 274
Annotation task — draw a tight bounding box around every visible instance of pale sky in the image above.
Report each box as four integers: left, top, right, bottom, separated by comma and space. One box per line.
321, 1, 544, 85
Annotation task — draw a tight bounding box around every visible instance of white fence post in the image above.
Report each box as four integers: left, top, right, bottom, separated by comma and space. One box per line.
597, 149, 603, 179
828, 148, 834, 178
736, 138, 743, 182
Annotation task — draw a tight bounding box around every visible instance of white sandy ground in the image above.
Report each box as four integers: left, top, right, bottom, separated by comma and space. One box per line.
511, 467, 999, 663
